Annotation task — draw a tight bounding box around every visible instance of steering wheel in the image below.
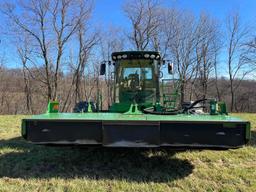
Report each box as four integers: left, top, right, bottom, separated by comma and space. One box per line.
128, 73, 141, 90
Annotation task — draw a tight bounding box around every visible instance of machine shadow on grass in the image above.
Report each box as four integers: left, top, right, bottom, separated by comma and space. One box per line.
0, 137, 194, 182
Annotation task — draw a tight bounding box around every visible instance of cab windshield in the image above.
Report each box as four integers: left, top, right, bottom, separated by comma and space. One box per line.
115, 60, 157, 104
123, 67, 152, 80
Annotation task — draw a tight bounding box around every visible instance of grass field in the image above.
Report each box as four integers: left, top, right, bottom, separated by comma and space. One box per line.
0, 114, 255, 192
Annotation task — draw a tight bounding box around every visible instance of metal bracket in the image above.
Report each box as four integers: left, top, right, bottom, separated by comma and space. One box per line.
124, 104, 143, 115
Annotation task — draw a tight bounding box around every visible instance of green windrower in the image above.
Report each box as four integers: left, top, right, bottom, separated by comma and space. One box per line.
21, 51, 251, 148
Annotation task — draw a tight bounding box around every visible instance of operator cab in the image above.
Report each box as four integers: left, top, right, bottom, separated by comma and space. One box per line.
110, 51, 161, 112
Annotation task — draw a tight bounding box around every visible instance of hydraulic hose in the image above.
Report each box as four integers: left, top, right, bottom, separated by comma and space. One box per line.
143, 98, 210, 115
182, 98, 208, 113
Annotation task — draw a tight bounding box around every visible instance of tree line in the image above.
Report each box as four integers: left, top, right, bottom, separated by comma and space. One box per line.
0, 0, 255, 114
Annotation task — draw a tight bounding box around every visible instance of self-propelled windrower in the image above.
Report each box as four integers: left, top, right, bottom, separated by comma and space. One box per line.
21, 51, 251, 148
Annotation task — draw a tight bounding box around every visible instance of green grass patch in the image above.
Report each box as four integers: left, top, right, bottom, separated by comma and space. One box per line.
0, 114, 255, 192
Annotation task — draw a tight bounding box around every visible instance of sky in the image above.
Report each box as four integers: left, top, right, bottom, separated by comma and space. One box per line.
93, 0, 256, 28
1, 0, 256, 68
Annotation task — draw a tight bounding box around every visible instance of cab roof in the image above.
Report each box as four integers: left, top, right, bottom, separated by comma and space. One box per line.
111, 51, 161, 61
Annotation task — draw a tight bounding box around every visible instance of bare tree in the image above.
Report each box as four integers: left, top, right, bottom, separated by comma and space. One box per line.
194, 13, 221, 99
155, 7, 178, 57
51, 0, 94, 99
243, 37, 256, 77
165, 10, 198, 104
0, 57, 6, 114
73, 21, 99, 103
2, 0, 94, 102
17, 35, 33, 113
61, 25, 98, 111
213, 41, 222, 101
2, 0, 53, 100
226, 13, 251, 111
123, 0, 161, 51
99, 27, 125, 107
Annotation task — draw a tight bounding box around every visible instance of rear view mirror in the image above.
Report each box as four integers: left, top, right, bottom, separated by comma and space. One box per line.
168, 63, 173, 74
100, 63, 106, 75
